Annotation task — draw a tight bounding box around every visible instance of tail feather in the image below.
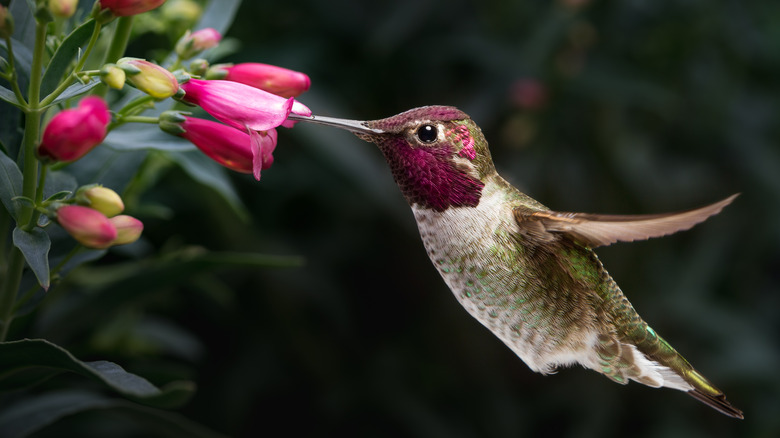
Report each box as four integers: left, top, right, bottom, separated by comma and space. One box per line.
687, 388, 744, 419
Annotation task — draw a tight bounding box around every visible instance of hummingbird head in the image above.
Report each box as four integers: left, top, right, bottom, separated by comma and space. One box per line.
291, 106, 494, 212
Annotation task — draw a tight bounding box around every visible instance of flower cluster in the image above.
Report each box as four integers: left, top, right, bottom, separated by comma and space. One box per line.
56, 187, 143, 249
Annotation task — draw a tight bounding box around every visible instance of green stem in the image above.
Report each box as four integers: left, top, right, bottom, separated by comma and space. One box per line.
0, 19, 49, 341
18, 21, 48, 229
40, 20, 103, 108
28, 165, 49, 229
2, 36, 29, 107
93, 16, 134, 98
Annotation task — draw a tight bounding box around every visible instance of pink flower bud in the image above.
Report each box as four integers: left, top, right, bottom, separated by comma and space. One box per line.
57, 205, 117, 249
80, 186, 125, 217
49, 0, 78, 18
118, 58, 179, 99
109, 215, 144, 245
179, 79, 311, 132
38, 97, 110, 163
100, 0, 167, 17
209, 63, 311, 98
175, 28, 221, 60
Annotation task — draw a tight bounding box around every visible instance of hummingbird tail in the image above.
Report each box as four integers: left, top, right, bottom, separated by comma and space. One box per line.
682, 369, 744, 419
687, 387, 744, 419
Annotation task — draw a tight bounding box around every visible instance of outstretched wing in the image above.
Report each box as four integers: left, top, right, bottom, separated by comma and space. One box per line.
513, 194, 738, 248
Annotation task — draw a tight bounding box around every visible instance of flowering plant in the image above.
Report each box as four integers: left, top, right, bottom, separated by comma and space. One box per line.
0, 0, 310, 435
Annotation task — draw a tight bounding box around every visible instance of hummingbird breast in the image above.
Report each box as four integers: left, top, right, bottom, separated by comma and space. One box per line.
411, 179, 601, 374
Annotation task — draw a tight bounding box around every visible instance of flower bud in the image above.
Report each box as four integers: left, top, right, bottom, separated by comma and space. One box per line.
79, 186, 125, 217
57, 205, 117, 249
207, 63, 311, 98
100, 0, 167, 17
118, 57, 179, 99
175, 28, 221, 60
109, 215, 143, 245
100, 64, 127, 89
38, 96, 110, 163
0, 5, 13, 39
49, 0, 78, 18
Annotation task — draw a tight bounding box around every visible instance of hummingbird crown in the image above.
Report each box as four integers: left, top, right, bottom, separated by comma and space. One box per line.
359, 106, 496, 212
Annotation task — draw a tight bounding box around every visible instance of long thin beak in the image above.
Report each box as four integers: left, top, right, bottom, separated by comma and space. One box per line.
287, 113, 384, 135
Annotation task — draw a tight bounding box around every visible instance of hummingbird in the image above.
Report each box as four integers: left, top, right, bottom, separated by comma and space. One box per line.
288, 105, 743, 419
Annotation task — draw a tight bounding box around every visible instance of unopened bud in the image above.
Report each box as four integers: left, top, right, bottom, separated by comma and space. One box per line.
49, 0, 78, 18
175, 28, 221, 60
118, 57, 179, 99
0, 5, 14, 39
57, 205, 117, 249
100, 64, 127, 89
78, 185, 124, 217
108, 215, 144, 245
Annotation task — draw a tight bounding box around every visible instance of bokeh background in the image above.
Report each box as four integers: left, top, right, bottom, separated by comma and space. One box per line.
19, 0, 780, 436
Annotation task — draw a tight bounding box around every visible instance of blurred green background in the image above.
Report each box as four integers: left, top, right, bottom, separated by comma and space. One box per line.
20, 0, 780, 436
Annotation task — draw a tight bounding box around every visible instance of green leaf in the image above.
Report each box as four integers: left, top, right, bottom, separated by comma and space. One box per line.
0, 390, 228, 438
0, 339, 195, 409
45, 79, 100, 107
168, 150, 248, 221
12, 227, 51, 290
0, 85, 21, 106
41, 20, 97, 97
105, 123, 198, 152
0, 148, 23, 219
198, 0, 242, 35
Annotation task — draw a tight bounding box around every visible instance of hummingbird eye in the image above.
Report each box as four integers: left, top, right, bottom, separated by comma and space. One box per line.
416, 124, 438, 143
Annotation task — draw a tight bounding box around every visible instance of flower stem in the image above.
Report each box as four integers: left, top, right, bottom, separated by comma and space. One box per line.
40, 19, 104, 108
0, 19, 49, 342
93, 16, 134, 97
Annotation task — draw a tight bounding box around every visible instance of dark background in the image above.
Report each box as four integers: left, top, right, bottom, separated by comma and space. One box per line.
27, 0, 780, 437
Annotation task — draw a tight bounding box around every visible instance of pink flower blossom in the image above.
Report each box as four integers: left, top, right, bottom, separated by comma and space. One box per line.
57, 205, 117, 249
38, 97, 110, 162
100, 0, 167, 17
179, 79, 311, 132
173, 115, 277, 180
208, 63, 311, 98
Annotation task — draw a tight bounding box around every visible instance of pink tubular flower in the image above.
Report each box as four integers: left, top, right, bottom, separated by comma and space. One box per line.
100, 0, 167, 16
208, 63, 311, 98
165, 114, 276, 180
57, 205, 117, 249
179, 79, 311, 132
176, 28, 221, 59
38, 97, 110, 162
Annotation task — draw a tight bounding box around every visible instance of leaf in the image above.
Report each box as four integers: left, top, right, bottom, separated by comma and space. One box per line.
167, 150, 248, 220
12, 227, 51, 290
0, 148, 23, 219
45, 79, 100, 107
0, 390, 228, 438
41, 20, 97, 97
9, 0, 37, 51
0, 85, 21, 106
198, 0, 242, 35
104, 123, 199, 152
0, 338, 195, 408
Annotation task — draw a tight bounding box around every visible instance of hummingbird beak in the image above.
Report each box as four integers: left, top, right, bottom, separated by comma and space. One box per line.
287, 113, 384, 135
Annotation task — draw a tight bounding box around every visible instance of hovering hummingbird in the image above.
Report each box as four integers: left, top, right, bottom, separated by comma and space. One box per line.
288, 106, 743, 419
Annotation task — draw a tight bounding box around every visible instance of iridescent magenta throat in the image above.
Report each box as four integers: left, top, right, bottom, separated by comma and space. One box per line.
379, 136, 484, 212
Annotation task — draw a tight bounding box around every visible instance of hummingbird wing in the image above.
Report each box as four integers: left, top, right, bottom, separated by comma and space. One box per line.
513, 194, 738, 248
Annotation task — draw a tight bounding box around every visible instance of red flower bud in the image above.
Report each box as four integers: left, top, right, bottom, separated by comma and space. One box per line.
38, 97, 110, 163
57, 205, 117, 249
